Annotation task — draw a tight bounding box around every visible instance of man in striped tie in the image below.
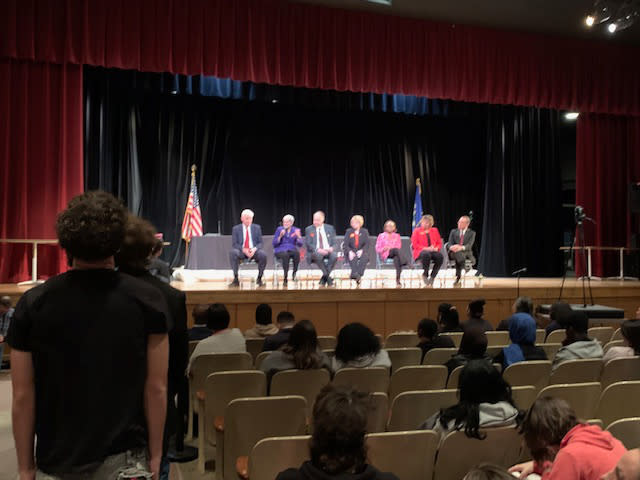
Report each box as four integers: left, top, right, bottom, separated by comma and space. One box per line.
447, 215, 476, 285
229, 209, 268, 287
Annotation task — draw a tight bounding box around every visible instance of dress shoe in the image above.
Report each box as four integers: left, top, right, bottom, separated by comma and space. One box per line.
228, 278, 240, 288
283, 278, 288, 286
256, 278, 265, 287
326, 277, 334, 287
426, 277, 434, 287
292, 272, 297, 281
319, 276, 327, 286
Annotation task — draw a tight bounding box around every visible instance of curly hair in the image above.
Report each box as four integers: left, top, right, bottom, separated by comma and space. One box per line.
310, 385, 372, 475
55, 191, 128, 261
334, 323, 381, 364
115, 215, 158, 271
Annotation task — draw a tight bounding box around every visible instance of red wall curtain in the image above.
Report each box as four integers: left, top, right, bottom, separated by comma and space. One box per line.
0, 59, 83, 282
1, 0, 640, 115
576, 113, 640, 277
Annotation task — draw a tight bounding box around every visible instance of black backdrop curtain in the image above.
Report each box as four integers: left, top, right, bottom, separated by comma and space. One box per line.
84, 66, 563, 276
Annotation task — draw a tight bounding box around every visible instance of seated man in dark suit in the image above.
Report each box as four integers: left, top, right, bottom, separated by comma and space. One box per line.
447, 215, 476, 284
262, 311, 296, 351
229, 209, 268, 287
305, 211, 338, 287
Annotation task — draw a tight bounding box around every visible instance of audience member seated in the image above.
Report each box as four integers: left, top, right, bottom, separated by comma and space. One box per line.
496, 296, 535, 331
552, 311, 603, 371
417, 318, 455, 362
331, 323, 391, 372
276, 384, 399, 480
263, 311, 296, 351
148, 237, 172, 283
188, 304, 213, 341
260, 320, 331, 383
187, 303, 246, 374
420, 360, 520, 441
0, 295, 14, 370
244, 303, 279, 339
445, 326, 493, 374
602, 448, 640, 480
463, 299, 494, 332
510, 397, 626, 480
603, 318, 640, 363
439, 303, 464, 333
544, 301, 573, 338
463, 463, 515, 480
494, 313, 547, 370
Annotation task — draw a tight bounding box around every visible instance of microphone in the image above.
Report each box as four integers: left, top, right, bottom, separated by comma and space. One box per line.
512, 267, 527, 276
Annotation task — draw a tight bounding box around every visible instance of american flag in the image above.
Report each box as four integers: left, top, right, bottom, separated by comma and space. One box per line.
181, 172, 203, 241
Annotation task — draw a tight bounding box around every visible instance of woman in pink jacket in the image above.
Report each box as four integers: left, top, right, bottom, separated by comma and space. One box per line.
375, 220, 409, 286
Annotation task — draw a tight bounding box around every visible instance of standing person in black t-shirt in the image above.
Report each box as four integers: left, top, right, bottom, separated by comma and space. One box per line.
116, 214, 189, 480
8, 191, 169, 480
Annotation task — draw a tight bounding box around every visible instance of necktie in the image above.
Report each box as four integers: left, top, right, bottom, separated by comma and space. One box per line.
244, 227, 250, 249
318, 228, 325, 249
460, 230, 464, 245
355, 231, 359, 249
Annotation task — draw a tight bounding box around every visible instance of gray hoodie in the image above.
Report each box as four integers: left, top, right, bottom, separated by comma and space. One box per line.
552, 339, 603, 371
330, 350, 391, 373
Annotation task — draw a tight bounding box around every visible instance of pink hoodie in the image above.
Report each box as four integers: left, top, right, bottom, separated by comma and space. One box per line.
535, 424, 626, 479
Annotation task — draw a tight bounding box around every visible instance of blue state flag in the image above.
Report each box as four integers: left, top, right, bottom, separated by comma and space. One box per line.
412, 179, 423, 229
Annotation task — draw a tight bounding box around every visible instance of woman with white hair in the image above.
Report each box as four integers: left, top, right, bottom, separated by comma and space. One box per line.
273, 214, 304, 285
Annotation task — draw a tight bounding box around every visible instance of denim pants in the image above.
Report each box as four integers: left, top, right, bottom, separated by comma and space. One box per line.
36, 450, 152, 480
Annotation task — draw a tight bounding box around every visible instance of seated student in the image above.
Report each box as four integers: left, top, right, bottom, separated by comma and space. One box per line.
244, 303, 279, 339
445, 326, 493, 375
188, 304, 213, 341
463, 299, 494, 332
420, 360, 521, 441
602, 448, 640, 480
464, 464, 515, 480
417, 318, 455, 362
263, 311, 296, 351
496, 296, 535, 331
545, 301, 573, 338
494, 313, 547, 370
331, 323, 391, 372
187, 303, 246, 374
260, 320, 331, 383
603, 318, 640, 363
439, 303, 464, 333
552, 311, 603, 371
509, 397, 626, 480
276, 385, 399, 480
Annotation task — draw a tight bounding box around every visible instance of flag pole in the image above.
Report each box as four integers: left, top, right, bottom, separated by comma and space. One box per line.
184, 164, 197, 262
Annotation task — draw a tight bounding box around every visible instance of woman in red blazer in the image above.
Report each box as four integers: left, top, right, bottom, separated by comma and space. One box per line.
410, 214, 444, 286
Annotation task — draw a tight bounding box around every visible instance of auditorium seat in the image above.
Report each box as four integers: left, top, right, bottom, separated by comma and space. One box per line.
545, 330, 566, 344
486, 331, 510, 346
536, 382, 601, 419
388, 365, 448, 402
317, 336, 337, 350
536, 329, 546, 344
601, 357, 640, 389
387, 389, 458, 432
511, 385, 537, 411
333, 367, 390, 393
226, 396, 307, 480
607, 417, 640, 449
255, 351, 270, 370
270, 369, 331, 419
587, 418, 604, 428
503, 361, 552, 393
321, 349, 335, 358
188, 340, 199, 358
422, 348, 457, 365
588, 326, 615, 345
439, 332, 463, 347
248, 436, 310, 480
446, 365, 464, 389
611, 328, 623, 342
386, 347, 422, 372
486, 345, 506, 357
197, 370, 267, 475
596, 381, 640, 428
368, 392, 389, 433
385, 332, 419, 348
245, 338, 264, 363
540, 343, 562, 359
366, 431, 439, 480
603, 340, 625, 354
433, 427, 522, 480
548, 358, 603, 385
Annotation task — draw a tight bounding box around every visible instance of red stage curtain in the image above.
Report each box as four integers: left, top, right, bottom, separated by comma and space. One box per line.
1, 0, 640, 115
0, 59, 84, 283
576, 113, 640, 277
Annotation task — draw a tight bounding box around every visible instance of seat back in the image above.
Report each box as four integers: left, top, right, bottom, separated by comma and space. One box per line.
386, 348, 422, 372
597, 381, 640, 427
446, 365, 464, 389
249, 436, 310, 480
537, 382, 601, 419
189, 340, 199, 358
333, 367, 390, 393
422, 348, 457, 365
486, 331, 510, 346
255, 351, 271, 370
601, 356, 640, 389
486, 345, 506, 357
603, 340, 625, 354
606, 417, 640, 449
191, 352, 254, 393
366, 431, 439, 480
588, 326, 615, 345
503, 361, 552, 393
224, 396, 307, 480
317, 336, 337, 350
536, 329, 546, 344
385, 333, 419, 348
545, 330, 566, 344
541, 343, 562, 359
612, 328, 623, 342
368, 392, 390, 433
270, 369, 331, 417
387, 389, 458, 432
549, 358, 603, 385
439, 332, 463, 347
433, 427, 522, 480
389, 366, 447, 403
245, 338, 265, 363
511, 386, 537, 411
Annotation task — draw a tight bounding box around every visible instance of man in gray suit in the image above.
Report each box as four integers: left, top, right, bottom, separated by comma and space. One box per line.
447, 215, 476, 284
305, 211, 338, 286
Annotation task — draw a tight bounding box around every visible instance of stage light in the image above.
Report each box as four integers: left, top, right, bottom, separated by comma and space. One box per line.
170, 90, 178, 95
271, 99, 278, 104
586, 15, 595, 26
608, 22, 618, 32
564, 112, 580, 120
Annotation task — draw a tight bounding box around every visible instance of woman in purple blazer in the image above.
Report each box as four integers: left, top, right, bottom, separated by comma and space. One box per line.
273, 214, 304, 285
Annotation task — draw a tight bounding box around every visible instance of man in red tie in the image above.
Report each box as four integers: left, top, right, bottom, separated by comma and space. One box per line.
447, 215, 476, 284
229, 209, 268, 287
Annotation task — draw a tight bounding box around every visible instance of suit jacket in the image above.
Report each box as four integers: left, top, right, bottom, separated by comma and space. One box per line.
343, 228, 370, 258
305, 224, 337, 253
231, 223, 264, 250
447, 228, 476, 260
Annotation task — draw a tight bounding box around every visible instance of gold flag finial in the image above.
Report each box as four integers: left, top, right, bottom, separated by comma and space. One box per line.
191, 164, 197, 176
